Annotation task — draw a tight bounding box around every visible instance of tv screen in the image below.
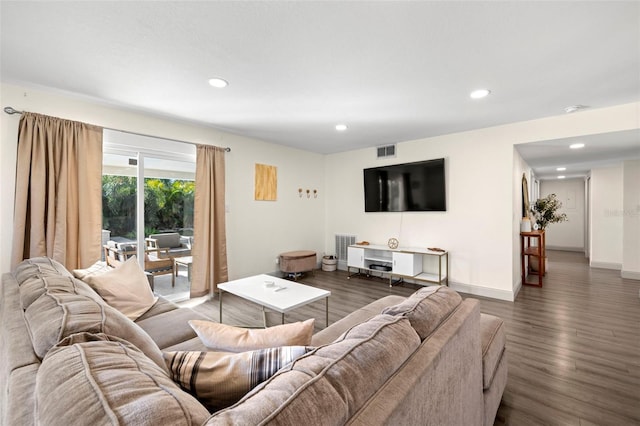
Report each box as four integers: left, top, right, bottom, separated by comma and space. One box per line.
364, 158, 446, 212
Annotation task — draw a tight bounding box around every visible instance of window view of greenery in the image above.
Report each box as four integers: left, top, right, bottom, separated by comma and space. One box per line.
102, 176, 195, 239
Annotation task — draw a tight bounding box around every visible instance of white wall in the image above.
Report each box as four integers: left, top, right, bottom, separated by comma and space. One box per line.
622, 160, 640, 279
539, 178, 585, 251
590, 165, 624, 269
3, 82, 639, 296
512, 149, 533, 295
0, 83, 326, 278
325, 102, 640, 301
226, 141, 326, 279
325, 132, 515, 301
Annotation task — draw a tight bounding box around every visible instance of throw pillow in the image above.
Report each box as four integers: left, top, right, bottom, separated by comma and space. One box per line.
72, 260, 111, 280
85, 256, 158, 320
14, 257, 73, 284
164, 346, 312, 410
189, 318, 315, 352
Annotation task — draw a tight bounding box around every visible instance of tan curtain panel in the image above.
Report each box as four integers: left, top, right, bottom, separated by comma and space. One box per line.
192, 145, 228, 297
11, 112, 103, 270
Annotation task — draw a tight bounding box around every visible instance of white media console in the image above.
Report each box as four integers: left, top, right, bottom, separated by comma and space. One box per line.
347, 244, 448, 287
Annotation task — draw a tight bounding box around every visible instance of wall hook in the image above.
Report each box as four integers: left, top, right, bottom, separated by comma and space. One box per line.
306, 189, 311, 198
313, 189, 318, 198
298, 188, 303, 198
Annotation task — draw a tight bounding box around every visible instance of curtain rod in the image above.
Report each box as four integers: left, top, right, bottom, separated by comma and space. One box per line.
3, 106, 231, 152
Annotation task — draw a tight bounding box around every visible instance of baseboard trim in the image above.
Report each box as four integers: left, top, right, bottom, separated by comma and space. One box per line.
449, 281, 516, 302
590, 261, 622, 270
546, 245, 584, 252
513, 278, 523, 300
336, 265, 515, 301
621, 270, 640, 280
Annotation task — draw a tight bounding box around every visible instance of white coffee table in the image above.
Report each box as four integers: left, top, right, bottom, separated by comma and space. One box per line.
218, 274, 331, 328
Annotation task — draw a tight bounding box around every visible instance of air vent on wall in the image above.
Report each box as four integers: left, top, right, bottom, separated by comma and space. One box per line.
335, 234, 356, 270
377, 144, 396, 158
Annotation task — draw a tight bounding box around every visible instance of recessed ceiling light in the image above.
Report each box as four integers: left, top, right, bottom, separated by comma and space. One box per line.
470, 89, 491, 99
335, 124, 348, 132
208, 78, 228, 88
556, 167, 566, 171
558, 175, 566, 179
569, 143, 585, 149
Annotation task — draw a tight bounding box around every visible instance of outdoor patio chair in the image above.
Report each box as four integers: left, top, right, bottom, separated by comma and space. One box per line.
145, 232, 192, 259
103, 242, 175, 289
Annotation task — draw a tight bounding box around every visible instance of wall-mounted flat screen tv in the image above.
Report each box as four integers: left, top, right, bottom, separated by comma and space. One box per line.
364, 158, 446, 212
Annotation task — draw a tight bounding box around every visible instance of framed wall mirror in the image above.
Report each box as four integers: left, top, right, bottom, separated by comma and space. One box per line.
522, 173, 530, 219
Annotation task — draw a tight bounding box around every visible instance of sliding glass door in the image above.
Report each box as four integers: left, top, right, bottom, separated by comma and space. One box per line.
102, 153, 137, 246
102, 130, 196, 301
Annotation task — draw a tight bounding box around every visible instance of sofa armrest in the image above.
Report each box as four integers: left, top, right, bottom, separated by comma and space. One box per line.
349, 299, 484, 426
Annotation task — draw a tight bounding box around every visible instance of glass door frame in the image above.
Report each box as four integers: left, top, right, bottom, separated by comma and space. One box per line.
103, 145, 196, 270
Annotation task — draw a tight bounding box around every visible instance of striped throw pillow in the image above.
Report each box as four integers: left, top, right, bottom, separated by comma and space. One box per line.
164, 346, 312, 410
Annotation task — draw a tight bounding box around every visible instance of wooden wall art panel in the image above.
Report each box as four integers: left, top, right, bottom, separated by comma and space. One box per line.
254, 163, 277, 201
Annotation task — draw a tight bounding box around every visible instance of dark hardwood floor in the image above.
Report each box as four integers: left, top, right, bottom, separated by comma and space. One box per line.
180, 250, 640, 425
486, 251, 640, 426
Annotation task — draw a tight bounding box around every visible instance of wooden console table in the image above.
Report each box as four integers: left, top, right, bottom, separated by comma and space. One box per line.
520, 230, 545, 287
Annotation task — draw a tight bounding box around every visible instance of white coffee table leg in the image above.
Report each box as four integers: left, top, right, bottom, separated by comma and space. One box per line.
219, 289, 223, 323
326, 298, 329, 328
262, 306, 267, 328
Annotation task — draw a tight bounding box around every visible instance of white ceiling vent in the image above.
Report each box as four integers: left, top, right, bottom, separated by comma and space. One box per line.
377, 144, 396, 159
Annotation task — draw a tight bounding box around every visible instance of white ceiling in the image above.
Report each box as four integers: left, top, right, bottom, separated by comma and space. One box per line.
1, 1, 639, 174
516, 129, 640, 180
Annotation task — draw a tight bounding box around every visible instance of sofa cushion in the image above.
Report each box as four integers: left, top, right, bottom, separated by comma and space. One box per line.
165, 346, 311, 411
135, 296, 179, 321
36, 333, 209, 426
205, 314, 420, 425
84, 256, 158, 321
135, 307, 211, 350
163, 336, 210, 352
189, 319, 315, 352
311, 295, 406, 346
150, 233, 182, 248
18, 274, 98, 311
382, 285, 462, 339
480, 313, 506, 390
14, 257, 73, 283
23, 286, 167, 372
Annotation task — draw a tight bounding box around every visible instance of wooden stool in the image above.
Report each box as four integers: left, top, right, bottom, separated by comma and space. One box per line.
279, 250, 316, 280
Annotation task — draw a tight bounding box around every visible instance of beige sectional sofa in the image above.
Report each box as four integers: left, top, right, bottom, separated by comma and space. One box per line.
0, 257, 506, 426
